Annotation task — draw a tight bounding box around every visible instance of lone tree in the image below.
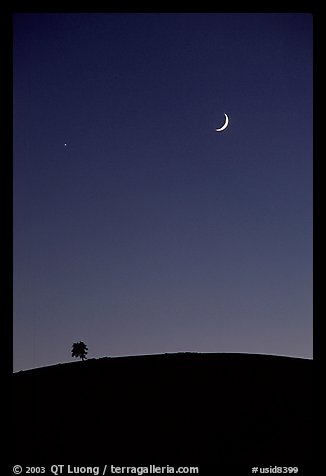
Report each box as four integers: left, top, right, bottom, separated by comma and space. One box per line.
71, 341, 88, 361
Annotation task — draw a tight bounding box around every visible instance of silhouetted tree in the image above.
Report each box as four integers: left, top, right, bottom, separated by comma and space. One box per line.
71, 341, 88, 361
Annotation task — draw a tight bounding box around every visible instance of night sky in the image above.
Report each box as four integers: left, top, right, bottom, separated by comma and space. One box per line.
13, 13, 313, 371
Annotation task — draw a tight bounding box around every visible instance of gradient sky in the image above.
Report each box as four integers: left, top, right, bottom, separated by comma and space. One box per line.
13, 13, 313, 371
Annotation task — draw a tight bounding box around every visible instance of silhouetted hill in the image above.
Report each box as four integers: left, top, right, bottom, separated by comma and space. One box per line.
13, 353, 312, 471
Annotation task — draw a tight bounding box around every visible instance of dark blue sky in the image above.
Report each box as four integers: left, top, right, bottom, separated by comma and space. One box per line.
13, 13, 313, 370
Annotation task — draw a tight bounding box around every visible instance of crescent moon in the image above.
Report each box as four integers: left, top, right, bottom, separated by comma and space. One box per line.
215, 113, 229, 132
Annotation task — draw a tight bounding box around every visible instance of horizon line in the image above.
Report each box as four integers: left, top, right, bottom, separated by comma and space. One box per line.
14, 350, 313, 373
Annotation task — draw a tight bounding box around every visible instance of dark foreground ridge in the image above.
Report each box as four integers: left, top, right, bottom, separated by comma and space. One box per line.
13, 353, 312, 468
